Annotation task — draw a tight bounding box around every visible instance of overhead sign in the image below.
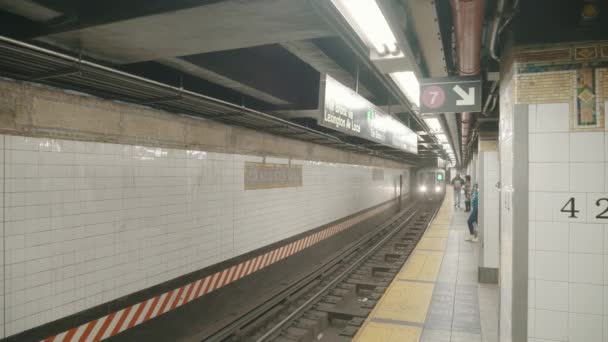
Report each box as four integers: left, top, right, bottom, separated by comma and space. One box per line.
319, 74, 417, 154
419, 77, 482, 113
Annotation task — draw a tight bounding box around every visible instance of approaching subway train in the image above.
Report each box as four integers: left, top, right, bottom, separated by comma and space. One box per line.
415, 167, 446, 201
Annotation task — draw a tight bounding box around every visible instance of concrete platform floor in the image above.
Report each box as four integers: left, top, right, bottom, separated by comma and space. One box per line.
354, 189, 499, 342
421, 196, 499, 342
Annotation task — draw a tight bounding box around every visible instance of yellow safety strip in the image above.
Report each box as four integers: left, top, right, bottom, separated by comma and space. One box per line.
353, 190, 454, 342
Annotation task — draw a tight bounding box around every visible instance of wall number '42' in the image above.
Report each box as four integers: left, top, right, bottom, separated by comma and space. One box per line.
561, 197, 608, 219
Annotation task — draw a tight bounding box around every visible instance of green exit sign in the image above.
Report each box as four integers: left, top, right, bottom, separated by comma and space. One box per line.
437, 174, 444, 181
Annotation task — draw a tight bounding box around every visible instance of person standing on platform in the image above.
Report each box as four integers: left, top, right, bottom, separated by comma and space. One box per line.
451, 173, 464, 209
464, 175, 472, 212
466, 184, 479, 242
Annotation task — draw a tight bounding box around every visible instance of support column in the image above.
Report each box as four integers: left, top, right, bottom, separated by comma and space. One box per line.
478, 138, 499, 284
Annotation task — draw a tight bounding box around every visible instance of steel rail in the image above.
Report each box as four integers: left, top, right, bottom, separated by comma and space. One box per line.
254, 202, 440, 342
202, 200, 419, 342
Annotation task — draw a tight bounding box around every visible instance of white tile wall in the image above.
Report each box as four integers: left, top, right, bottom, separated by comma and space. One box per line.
571, 132, 604, 162
0, 135, 408, 337
570, 163, 604, 192
527, 102, 608, 342
569, 283, 603, 315
569, 313, 603, 342
570, 223, 603, 254
529, 133, 570, 163
535, 280, 568, 311
528, 103, 570, 133
535, 309, 568, 340
529, 162, 570, 192
479, 150, 500, 268
534, 221, 568, 252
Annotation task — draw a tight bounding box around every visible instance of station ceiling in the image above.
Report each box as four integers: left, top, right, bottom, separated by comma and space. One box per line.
0, 0, 597, 166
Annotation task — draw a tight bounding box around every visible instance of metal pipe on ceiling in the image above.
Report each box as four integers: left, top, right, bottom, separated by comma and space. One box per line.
450, 0, 484, 165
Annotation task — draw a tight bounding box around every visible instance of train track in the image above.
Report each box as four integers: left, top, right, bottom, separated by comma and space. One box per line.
205, 200, 440, 342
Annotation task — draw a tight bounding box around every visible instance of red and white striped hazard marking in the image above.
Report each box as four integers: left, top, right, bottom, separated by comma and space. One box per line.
41, 202, 392, 342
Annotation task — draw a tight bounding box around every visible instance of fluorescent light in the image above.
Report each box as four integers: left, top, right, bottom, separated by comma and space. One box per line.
424, 117, 442, 133
391, 71, 420, 107
436, 134, 448, 143
326, 75, 367, 109
331, 0, 398, 55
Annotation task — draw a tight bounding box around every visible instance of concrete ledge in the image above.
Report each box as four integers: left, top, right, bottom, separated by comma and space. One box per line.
478, 267, 498, 284
0, 77, 410, 169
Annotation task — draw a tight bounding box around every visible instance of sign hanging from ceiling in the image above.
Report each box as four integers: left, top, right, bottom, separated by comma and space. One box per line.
419, 76, 482, 114
318, 74, 417, 154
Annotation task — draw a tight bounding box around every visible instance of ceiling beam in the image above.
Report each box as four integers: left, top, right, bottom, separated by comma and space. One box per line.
11, 0, 225, 38
160, 57, 290, 106
281, 40, 374, 99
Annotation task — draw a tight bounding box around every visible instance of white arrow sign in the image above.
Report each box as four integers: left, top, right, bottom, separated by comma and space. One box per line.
453, 85, 475, 106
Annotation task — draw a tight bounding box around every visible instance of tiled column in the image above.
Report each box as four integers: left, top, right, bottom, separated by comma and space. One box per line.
478, 139, 499, 284
500, 43, 608, 342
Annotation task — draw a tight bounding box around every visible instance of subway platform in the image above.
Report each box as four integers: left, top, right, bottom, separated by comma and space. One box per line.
354, 189, 499, 342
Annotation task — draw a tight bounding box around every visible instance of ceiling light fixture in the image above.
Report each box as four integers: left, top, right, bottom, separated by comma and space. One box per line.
331, 0, 399, 56
390, 71, 420, 107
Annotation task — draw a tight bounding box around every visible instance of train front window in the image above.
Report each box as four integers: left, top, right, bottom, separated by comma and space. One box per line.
421, 173, 434, 184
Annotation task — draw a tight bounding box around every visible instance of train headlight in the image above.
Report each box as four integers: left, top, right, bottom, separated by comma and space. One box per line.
435, 186, 441, 192
419, 185, 427, 192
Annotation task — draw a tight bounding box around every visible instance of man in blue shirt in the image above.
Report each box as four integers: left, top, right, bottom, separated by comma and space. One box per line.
465, 184, 478, 242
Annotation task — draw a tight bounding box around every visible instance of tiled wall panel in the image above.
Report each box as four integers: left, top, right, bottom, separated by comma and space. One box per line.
0, 135, 407, 337
527, 102, 607, 342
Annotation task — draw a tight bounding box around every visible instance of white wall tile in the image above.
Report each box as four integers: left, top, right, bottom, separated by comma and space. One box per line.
529, 250, 536, 280
535, 309, 568, 340
529, 133, 570, 162
570, 163, 604, 192
587, 193, 608, 224
604, 132, 608, 160
533, 103, 570, 133
604, 255, 608, 285
555, 193, 588, 222
571, 132, 604, 162
535, 280, 568, 311
528, 308, 535, 337
605, 225, 608, 254
528, 104, 538, 133
529, 163, 570, 192
569, 283, 603, 314
529, 279, 536, 308
532, 192, 588, 222
535, 221, 568, 252
536, 251, 568, 281
570, 223, 603, 254
529, 221, 536, 251
569, 313, 603, 342
570, 253, 603, 284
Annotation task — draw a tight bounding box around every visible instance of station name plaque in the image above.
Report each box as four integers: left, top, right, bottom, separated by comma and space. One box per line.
319, 74, 417, 154
245, 162, 302, 190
